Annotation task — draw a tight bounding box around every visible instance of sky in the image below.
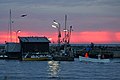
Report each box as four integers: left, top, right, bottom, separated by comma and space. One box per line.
0, 0, 120, 44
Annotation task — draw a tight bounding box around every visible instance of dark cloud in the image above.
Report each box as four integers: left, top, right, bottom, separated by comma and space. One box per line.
0, 0, 120, 32
0, 0, 120, 7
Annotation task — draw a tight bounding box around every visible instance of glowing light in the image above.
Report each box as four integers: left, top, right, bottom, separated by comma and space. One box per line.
53, 20, 59, 25
48, 38, 52, 41
63, 29, 68, 32
52, 25, 57, 28
17, 30, 21, 33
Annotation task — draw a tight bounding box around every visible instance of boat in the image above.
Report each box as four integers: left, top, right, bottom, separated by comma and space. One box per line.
79, 56, 110, 63
51, 49, 74, 61
22, 56, 52, 61
22, 53, 52, 61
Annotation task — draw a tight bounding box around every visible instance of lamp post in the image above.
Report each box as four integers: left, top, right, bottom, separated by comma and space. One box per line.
16, 30, 21, 43
52, 20, 61, 47
8, 9, 27, 42
9, 9, 12, 42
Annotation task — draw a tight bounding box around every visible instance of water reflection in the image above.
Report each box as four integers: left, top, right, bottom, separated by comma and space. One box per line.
48, 61, 60, 78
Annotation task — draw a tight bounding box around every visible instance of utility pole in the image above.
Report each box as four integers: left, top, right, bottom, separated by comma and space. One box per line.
9, 9, 12, 42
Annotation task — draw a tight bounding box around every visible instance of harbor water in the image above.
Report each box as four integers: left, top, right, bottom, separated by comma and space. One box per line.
0, 59, 120, 80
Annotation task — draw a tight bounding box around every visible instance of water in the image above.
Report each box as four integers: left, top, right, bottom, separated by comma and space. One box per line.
0, 59, 120, 80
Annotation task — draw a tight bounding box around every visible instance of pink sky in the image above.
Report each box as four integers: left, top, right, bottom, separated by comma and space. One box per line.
0, 0, 120, 44
0, 31, 120, 44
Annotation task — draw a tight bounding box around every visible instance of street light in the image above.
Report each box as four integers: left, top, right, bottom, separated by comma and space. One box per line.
52, 20, 61, 47
8, 9, 27, 42
16, 30, 21, 43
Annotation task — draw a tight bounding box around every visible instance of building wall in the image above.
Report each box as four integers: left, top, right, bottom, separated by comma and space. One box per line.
5, 43, 21, 59
21, 42, 49, 53
6, 52, 21, 59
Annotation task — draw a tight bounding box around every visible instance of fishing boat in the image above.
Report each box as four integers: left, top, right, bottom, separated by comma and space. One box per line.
22, 52, 52, 61
79, 56, 110, 63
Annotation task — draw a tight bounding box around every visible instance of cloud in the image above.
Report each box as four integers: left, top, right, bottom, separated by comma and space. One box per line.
1, 0, 120, 7
0, 0, 120, 42
1, 0, 120, 14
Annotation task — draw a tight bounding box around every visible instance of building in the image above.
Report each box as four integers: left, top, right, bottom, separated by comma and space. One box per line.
5, 42, 21, 59
19, 37, 50, 53
18, 37, 51, 60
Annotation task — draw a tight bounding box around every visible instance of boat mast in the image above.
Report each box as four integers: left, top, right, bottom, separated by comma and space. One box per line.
68, 26, 72, 44
64, 14, 67, 43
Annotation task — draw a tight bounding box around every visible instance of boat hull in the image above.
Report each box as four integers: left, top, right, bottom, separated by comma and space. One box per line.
22, 57, 52, 61
52, 56, 74, 61
79, 56, 110, 63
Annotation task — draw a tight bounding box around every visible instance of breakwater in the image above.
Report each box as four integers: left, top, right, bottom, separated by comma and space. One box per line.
70, 44, 120, 58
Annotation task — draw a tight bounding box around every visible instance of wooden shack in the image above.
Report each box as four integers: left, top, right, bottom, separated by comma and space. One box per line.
18, 37, 51, 60
19, 37, 50, 53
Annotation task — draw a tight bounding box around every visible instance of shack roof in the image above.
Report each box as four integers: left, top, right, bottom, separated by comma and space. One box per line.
19, 37, 51, 43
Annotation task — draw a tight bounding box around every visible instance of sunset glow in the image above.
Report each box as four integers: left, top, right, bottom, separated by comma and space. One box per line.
0, 0, 120, 44
70, 31, 120, 43
0, 31, 120, 44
